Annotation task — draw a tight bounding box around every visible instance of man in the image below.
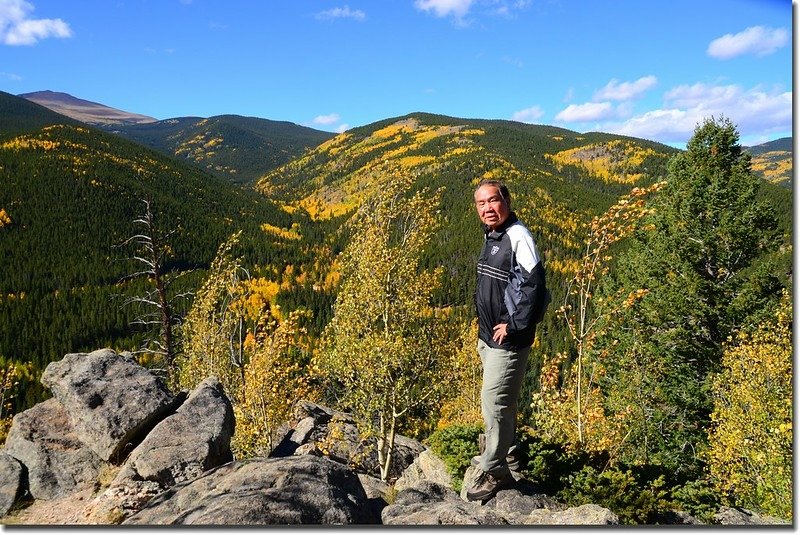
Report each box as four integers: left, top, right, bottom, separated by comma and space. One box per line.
467, 179, 546, 502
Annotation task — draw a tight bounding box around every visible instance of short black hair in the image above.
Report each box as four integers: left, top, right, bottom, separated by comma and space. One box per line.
475, 179, 511, 204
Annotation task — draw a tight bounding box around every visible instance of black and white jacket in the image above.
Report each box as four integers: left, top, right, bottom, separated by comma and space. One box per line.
476, 212, 546, 351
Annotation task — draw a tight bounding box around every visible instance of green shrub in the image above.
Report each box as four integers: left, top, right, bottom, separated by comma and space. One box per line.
518, 429, 606, 496
426, 424, 482, 491
558, 466, 671, 525
670, 478, 721, 524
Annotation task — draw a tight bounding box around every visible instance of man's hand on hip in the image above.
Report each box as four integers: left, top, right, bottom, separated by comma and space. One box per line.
492, 323, 508, 344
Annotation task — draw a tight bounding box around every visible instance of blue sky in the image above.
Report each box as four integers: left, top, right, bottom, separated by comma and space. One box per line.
0, 0, 792, 148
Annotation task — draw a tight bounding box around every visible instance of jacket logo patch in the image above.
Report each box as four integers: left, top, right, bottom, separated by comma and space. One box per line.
491, 245, 500, 255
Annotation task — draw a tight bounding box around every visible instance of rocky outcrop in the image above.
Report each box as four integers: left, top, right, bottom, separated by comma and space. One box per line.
40, 349, 177, 462
714, 506, 791, 526
82, 377, 235, 523
270, 400, 424, 481
0, 451, 24, 516
384, 471, 616, 526
1, 349, 235, 523
394, 448, 453, 491
123, 456, 378, 525
382, 480, 508, 525
3, 397, 109, 500
1, 349, 788, 526
526, 503, 619, 525
115, 376, 234, 487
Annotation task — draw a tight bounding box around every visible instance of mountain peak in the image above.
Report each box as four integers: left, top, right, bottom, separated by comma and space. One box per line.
19, 90, 157, 126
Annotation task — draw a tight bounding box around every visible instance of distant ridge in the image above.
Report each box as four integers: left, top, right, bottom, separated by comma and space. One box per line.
745, 136, 792, 188
0, 90, 82, 135
745, 136, 792, 156
107, 114, 336, 186
19, 90, 157, 126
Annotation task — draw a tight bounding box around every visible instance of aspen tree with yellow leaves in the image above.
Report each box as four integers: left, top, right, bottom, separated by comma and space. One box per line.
531, 183, 663, 454
316, 174, 456, 481
176, 232, 317, 457
707, 290, 792, 520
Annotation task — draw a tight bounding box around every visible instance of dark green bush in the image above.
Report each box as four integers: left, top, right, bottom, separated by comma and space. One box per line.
557, 466, 672, 524
426, 424, 482, 491
670, 478, 721, 524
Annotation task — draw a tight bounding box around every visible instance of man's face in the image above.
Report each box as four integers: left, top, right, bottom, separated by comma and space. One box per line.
474, 185, 510, 230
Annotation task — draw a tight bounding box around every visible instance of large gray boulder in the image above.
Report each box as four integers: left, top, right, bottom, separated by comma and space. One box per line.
525, 503, 619, 525
117, 376, 234, 487
485, 487, 565, 523
714, 506, 790, 525
394, 448, 453, 491
390, 465, 616, 526
382, 480, 508, 525
123, 455, 378, 525
271, 400, 424, 481
3, 398, 108, 500
40, 348, 177, 462
0, 451, 24, 515
84, 377, 235, 523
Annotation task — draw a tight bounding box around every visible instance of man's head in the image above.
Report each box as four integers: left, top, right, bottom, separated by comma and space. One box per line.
474, 180, 511, 230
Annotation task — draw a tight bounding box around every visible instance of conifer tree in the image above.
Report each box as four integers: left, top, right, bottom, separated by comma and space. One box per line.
598, 117, 780, 478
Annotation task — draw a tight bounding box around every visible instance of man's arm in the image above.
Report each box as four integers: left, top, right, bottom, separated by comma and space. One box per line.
503, 226, 545, 336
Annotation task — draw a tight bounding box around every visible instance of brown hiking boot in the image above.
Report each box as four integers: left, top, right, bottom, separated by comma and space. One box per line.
475, 433, 525, 472
466, 469, 514, 502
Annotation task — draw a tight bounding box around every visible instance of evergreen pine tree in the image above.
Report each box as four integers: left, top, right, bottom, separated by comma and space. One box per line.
598, 117, 780, 478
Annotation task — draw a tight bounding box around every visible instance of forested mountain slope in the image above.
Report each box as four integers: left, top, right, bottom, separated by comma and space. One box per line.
105, 115, 336, 186
745, 137, 792, 188
256, 112, 685, 358
0, 92, 306, 408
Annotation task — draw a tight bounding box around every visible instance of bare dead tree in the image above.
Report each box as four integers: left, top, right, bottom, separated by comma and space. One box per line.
118, 198, 192, 378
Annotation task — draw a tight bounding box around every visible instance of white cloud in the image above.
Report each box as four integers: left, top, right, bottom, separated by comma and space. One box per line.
0, 0, 71, 45
414, 0, 474, 20
0, 71, 22, 81
511, 105, 544, 123
312, 113, 341, 126
502, 56, 524, 68
315, 5, 366, 21
492, 0, 530, 17
606, 84, 791, 145
707, 25, 788, 59
555, 101, 614, 122
336, 123, 350, 133
593, 75, 657, 101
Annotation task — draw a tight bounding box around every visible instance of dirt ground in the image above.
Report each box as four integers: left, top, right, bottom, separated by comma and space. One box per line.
2, 486, 99, 526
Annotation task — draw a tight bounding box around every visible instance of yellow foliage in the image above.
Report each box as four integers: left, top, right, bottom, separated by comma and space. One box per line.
232, 311, 319, 457
437, 320, 483, 428
0, 209, 10, 228
397, 155, 436, 168
750, 151, 793, 184
176, 233, 318, 459
546, 140, 661, 185
316, 174, 456, 480
261, 222, 301, 241
0, 359, 35, 443
707, 291, 792, 520
530, 352, 626, 454
531, 183, 665, 454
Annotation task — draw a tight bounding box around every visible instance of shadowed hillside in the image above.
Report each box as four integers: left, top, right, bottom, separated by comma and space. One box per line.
105, 115, 336, 186
0, 91, 305, 410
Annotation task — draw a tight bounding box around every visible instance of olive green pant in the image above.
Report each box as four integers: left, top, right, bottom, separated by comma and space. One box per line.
477, 338, 530, 476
